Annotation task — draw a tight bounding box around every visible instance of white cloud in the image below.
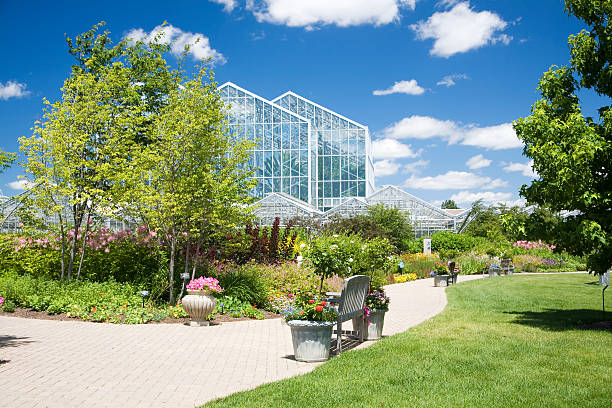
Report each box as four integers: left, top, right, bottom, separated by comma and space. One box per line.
403, 159, 429, 174
411, 2, 510, 57
503, 160, 538, 178
124, 24, 226, 64
374, 160, 401, 177
210, 0, 236, 11
404, 170, 507, 190
0, 81, 29, 100
372, 138, 419, 159
450, 190, 512, 204
380, 115, 522, 150
7, 179, 32, 191
248, 0, 416, 28
436, 73, 468, 87
373, 79, 425, 96
382, 115, 460, 141
466, 154, 491, 169
462, 123, 522, 150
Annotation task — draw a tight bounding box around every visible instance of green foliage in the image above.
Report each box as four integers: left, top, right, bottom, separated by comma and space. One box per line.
402, 238, 423, 254
0, 273, 158, 324
0, 234, 168, 300
513, 0, 612, 274
323, 204, 413, 252
0, 149, 15, 174
366, 204, 413, 251
209, 263, 270, 309
430, 231, 476, 258
2, 299, 15, 312
215, 295, 265, 319
441, 199, 459, 209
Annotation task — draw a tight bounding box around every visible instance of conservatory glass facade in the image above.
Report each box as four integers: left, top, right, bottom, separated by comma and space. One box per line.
220, 83, 312, 203
273, 92, 374, 211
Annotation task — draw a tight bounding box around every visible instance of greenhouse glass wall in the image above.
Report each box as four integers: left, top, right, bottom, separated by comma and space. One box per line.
219, 82, 469, 236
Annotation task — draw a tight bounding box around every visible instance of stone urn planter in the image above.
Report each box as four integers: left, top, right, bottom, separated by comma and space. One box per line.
286, 320, 334, 362
182, 290, 216, 327
352, 309, 387, 340
434, 274, 449, 287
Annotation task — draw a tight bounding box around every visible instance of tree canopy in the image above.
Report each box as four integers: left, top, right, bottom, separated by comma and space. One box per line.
513, 0, 611, 274
441, 199, 459, 209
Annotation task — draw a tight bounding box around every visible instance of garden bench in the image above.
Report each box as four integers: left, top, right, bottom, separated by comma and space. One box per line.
447, 261, 459, 285
326, 275, 370, 353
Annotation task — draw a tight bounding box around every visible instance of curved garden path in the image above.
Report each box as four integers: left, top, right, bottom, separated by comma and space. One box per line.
0, 275, 483, 408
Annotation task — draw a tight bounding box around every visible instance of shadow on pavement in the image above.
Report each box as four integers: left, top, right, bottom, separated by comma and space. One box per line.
0, 335, 36, 349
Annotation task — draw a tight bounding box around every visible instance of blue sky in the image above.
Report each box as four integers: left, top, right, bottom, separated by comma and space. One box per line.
0, 0, 596, 207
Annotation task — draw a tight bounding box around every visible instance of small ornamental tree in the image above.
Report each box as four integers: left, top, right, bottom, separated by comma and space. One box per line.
124, 66, 254, 305
513, 0, 612, 274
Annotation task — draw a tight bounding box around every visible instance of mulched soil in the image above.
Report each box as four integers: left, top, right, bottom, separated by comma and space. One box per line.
0, 307, 281, 325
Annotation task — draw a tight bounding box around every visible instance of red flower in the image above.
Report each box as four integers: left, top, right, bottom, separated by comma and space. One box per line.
122, 306, 126, 309
101, 293, 104, 297
320, 301, 327, 306
92, 307, 97, 312
308, 300, 315, 304
315, 305, 323, 312
300, 311, 305, 315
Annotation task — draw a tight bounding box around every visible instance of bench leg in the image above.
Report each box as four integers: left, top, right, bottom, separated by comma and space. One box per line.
337, 320, 342, 353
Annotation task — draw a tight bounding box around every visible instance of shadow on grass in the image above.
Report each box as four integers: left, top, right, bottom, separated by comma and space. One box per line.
506, 309, 612, 332
0, 335, 35, 349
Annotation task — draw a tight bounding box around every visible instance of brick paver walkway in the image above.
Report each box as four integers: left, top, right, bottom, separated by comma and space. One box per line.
0, 275, 482, 408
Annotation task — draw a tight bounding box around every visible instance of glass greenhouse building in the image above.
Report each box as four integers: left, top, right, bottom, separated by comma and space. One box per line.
219, 83, 469, 236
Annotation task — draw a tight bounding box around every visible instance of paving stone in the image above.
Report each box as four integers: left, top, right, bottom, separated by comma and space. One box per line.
0, 275, 482, 407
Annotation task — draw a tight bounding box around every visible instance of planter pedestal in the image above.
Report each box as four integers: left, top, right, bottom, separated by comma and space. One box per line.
182, 291, 216, 327
287, 320, 334, 362
352, 309, 387, 340
434, 275, 449, 287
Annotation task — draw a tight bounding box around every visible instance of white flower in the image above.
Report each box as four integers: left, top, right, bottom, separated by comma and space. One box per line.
330, 244, 338, 250
297, 255, 303, 262
333, 234, 339, 238
348, 258, 354, 263
299, 243, 306, 249
362, 245, 366, 250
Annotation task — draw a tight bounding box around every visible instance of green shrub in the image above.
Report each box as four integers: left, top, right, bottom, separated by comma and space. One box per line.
210, 264, 270, 308
215, 295, 265, 319
431, 231, 476, 255
2, 299, 15, 312
0, 273, 156, 324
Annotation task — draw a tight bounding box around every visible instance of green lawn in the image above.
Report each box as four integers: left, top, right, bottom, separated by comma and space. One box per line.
204, 274, 611, 407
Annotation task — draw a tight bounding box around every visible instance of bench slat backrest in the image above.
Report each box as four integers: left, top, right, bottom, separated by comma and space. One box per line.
337, 275, 370, 321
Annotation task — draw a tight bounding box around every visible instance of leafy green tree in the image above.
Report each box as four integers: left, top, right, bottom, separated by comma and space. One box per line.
367, 204, 413, 250
0, 149, 15, 174
441, 199, 459, 209
124, 67, 255, 304
513, 0, 612, 274
20, 59, 145, 281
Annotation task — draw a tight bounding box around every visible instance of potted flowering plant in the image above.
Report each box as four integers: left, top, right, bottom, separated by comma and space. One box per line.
352, 289, 390, 340
182, 276, 223, 327
282, 293, 338, 362
431, 261, 450, 287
